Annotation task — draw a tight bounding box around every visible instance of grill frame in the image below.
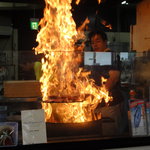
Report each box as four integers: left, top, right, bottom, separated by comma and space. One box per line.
46, 119, 102, 139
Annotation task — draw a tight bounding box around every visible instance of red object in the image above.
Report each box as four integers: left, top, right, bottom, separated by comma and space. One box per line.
129, 90, 136, 98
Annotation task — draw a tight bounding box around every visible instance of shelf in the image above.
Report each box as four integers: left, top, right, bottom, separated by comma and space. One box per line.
0, 96, 42, 103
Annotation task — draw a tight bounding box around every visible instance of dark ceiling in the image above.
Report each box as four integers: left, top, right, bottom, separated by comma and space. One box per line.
0, 0, 142, 50
0, 0, 142, 12
71, 0, 142, 31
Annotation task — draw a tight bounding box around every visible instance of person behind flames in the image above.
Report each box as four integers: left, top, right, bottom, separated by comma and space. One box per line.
87, 30, 128, 136
20, 54, 43, 81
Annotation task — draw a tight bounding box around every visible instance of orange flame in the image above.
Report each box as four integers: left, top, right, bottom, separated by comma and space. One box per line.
97, 0, 101, 4
35, 0, 112, 123
101, 19, 112, 30
77, 17, 90, 32
75, 0, 80, 5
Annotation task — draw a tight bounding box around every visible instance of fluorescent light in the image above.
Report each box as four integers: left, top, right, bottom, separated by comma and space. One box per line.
121, 1, 129, 5
121, 1, 126, 4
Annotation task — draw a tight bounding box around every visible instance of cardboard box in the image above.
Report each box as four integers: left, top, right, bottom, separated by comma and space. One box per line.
4, 80, 42, 98
129, 99, 147, 136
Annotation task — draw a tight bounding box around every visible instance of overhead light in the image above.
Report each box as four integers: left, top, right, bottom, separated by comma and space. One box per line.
121, 1, 129, 5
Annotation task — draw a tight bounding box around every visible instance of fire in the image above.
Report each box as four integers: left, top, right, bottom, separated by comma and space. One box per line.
97, 0, 102, 4
35, 0, 112, 123
75, 0, 80, 5
101, 19, 112, 30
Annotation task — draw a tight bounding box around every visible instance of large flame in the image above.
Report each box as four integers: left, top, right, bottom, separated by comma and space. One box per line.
35, 0, 112, 123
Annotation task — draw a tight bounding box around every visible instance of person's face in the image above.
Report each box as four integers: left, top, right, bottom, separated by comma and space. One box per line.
91, 34, 107, 52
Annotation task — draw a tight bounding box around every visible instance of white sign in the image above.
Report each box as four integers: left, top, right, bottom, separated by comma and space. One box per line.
84, 52, 112, 66
96, 52, 112, 65
21, 109, 47, 145
84, 52, 94, 65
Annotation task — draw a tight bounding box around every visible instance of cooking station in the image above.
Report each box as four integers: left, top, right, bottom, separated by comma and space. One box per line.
0, 79, 127, 146
0, 93, 120, 144
0, 93, 149, 150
